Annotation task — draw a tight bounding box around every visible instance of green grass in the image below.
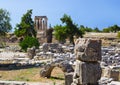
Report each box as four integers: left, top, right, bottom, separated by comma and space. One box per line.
0, 67, 65, 83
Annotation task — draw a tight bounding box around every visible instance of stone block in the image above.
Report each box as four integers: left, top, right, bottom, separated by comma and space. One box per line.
42, 43, 49, 52
27, 46, 36, 59
74, 38, 101, 62
109, 69, 119, 81
72, 60, 102, 85
103, 67, 120, 81
65, 72, 73, 85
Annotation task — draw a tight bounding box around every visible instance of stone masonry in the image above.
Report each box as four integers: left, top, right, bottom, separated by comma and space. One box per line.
40, 61, 74, 78
72, 38, 102, 85
27, 46, 36, 59
34, 16, 48, 44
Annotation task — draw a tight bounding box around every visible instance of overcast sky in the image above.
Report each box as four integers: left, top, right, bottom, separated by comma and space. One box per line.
0, 0, 120, 30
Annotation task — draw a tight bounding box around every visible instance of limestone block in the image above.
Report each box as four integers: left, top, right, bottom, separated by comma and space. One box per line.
73, 60, 102, 85
42, 43, 49, 52
65, 72, 73, 85
75, 38, 101, 62
59, 61, 74, 73
49, 43, 59, 49
40, 64, 54, 78
109, 69, 119, 81
27, 46, 36, 59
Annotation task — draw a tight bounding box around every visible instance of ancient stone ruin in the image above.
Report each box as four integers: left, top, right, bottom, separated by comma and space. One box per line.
72, 38, 102, 85
27, 46, 36, 59
34, 16, 47, 31
40, 61, 74, 78
34, 16, 48, 44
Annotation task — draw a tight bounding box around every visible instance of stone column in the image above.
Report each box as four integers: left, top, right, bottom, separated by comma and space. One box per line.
42, 19, 45, 30
34, 17, 36, 28
39, 18, 42, 30
34, 17, 38, 31
44, 18, 47, 36
45, 17, 48, 30
72, 38, 102, 85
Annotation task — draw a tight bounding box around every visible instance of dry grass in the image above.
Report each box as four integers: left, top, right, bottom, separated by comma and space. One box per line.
0, 67, 65, 84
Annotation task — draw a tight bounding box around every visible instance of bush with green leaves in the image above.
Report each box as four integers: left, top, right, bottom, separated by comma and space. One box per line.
19, 36, 40, 52
117, 31, 120, 38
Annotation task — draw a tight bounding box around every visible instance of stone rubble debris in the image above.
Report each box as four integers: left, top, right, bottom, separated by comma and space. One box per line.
0, 42, 120, 84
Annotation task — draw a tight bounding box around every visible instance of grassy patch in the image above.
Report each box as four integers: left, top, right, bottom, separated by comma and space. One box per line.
0, 67, 65, 83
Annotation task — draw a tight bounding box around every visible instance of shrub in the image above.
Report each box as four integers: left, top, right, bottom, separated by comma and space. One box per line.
19, 36, 39, 52
117, 31, 120, 38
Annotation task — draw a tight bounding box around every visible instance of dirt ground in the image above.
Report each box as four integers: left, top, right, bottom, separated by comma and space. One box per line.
0, 67, 65, 84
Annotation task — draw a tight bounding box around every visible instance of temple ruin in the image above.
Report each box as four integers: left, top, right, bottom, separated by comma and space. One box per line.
40, 61, 74, 78
34, 16, 48, 44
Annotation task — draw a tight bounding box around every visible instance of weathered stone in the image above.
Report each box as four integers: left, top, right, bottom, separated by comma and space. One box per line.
40, 61, 74, 78
65, 72, 73, 85
109, 69, 119, 81
9, 35, 18, 43
72, 60, 101, 85
42, 43, 49, 52
103, 67, 120, 81
74, 38, 101, 62
27, 46, 36, 59
72, 38, 102, 85
58, 61, 74, 73
40, 64, 54, 78
34, 16, 48, 44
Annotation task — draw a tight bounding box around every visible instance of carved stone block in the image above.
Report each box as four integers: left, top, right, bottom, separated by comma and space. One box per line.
72, 38, 102, 85
72, 60, 101, 85
74, 38, 101, 62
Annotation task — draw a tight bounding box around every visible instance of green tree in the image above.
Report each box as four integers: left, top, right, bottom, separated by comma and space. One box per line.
60, 14, 83, 43
79, 25, 86, 34
79, 25, 93, 34
19, 36, 39, 52
85, 27, 93, 32
93, 27, 101, 32
102, 28, 110, 33
54, 25, 67, 43
14, 9, 36, 38
117, 31, 120, 38
110, 25, 120, 32
0, 8, 12, 35
102, 25, 120, 33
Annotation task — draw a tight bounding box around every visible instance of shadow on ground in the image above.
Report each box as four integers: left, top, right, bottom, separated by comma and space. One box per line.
0, 64, 42, 70
50, 76, 65, 80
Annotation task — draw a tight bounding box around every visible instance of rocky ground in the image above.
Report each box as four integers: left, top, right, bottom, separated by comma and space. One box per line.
1, 43, 120, 85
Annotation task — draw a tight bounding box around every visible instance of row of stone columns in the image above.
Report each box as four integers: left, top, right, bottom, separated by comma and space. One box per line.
34, 16, 48, 31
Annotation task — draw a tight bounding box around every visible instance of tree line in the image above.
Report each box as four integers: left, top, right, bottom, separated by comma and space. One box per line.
1, 8, 120, 50
53, 14, 120, 43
